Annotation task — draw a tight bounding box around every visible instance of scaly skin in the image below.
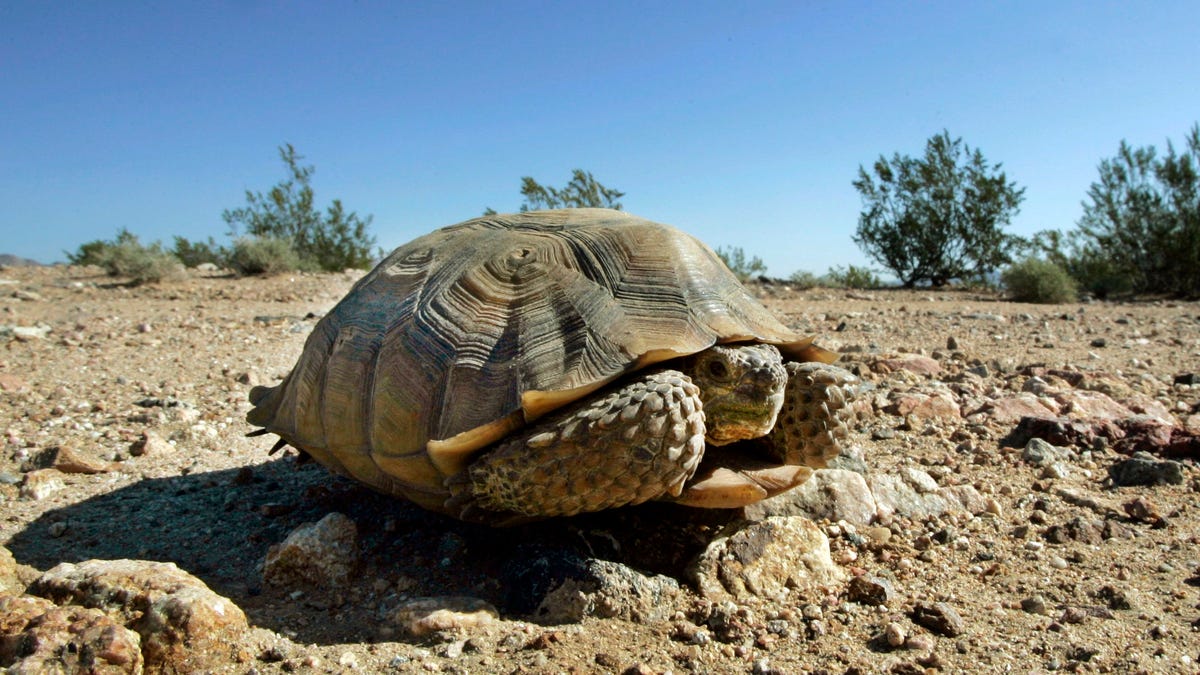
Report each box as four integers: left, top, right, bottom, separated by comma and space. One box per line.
446, 344, 855, 522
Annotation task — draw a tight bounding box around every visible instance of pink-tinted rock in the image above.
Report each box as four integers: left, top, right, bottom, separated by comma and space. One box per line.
1114, 418, 1200, 459
886, 391, 961, 420
0, 594, 143, 675
1054, 390, 1134, 420
30, 559, 250, 674
876, 356, 942, 376
0, 373, 27, 392
976, 395, 1059, 424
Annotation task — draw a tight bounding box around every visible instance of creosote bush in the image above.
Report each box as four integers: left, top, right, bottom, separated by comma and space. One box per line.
1001, 258, 1078, 304
787, 270, 821, 289
227, 236, 305, 276
822, 265, 880, 290
715, 246, 767, 282
66, 229, 184, 285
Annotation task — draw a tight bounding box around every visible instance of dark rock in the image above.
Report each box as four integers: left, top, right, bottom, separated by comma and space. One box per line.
847, 575, 896, 605
1003, 416, 1123, 449
502, 548, 680, 623
910, 601, 965, 637
1109, 453, 1186, 486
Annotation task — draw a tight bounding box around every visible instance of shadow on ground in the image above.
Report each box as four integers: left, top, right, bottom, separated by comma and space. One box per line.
7, 456, 741, 643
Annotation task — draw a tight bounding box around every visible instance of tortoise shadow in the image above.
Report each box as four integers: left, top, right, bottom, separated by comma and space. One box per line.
6, 456, 742, 644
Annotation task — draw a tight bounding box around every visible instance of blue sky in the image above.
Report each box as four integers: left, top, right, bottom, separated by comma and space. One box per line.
3, 2, 1198, 276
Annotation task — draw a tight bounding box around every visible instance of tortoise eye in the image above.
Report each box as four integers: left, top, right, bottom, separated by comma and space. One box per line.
706, 359, 730, 380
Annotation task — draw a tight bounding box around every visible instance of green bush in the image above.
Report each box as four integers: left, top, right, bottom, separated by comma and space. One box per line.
227, 236, 304, 276
715, 246, 767, 282
787, 270, 821, 289
222, 144, 376, 271
66, 229, 183, 285
1001, 258, 1078, 303
172, 236, 225, 268
822, 264, 880, 289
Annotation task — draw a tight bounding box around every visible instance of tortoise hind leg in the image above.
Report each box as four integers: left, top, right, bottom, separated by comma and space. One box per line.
445, 369, 706, 521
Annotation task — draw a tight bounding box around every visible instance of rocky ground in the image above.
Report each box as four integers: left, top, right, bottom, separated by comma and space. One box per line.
1, 264, 1198, 674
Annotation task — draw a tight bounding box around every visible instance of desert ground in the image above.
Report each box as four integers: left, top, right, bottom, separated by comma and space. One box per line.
1, 264, 1197, 674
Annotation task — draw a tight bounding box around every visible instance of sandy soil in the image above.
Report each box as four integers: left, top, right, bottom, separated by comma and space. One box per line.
1, 264, 1197, 674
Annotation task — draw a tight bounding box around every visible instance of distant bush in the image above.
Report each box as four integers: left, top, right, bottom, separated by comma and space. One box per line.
1002, 257, 1078, 303
222, 144, 376, 271
227, 236, 305, 276
787, 270, 822, 289
66, 229, 183, 285
715, 246, 767, 282
822, 264, 880, 289
172, 236, 225, 268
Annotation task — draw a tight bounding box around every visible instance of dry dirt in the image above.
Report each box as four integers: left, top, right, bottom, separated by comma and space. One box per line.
1, 264, 1198, 674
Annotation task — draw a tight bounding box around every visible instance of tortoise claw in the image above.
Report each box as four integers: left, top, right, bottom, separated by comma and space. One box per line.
674, 464, 813, 508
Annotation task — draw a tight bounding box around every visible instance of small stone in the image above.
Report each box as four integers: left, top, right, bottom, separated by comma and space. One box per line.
28, 446, 114, 474
1122, 496, 1161, 523
904, 634, 935, 651
0, 373, 28, 392
129, 430, 173, 457
48, 521, 68, 537
885, 621, 907, 647
910, 601, 966, 637
847, 575, 896, 605
338, 651, 359, 668
946, 336, 960, 350
389, 597, 499, 638
1021, 596, 1048, 614
19, 469, 65, 500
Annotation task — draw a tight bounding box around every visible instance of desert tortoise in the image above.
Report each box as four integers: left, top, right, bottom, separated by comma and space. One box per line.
247, 209, 855, 523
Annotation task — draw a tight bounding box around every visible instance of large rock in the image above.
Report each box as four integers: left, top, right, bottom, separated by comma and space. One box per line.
263, 512, 358, 589
29, 559, 250, 674
688, 517, 843, 603
503, 549, 680, 624
535, 559, 680, 624
745, 469, 877, 526
0, 594, 143, 674
866, 468, 988, 520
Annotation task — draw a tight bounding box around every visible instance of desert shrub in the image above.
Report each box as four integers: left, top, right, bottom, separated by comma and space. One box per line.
222, 144, 376, 271
1002, 258, 1078, 303
1074, 124, 1200, 296
66, 229, 183, 284
853, 131, 1025, 287
822, 264, 880, 289
172, 236, 225, 268
788, 270, 821, 289
715, 246, 767, 282
227, 236, 304, 276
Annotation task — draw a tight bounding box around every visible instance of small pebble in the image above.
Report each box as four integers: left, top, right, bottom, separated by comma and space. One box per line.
885, 622, 906, 647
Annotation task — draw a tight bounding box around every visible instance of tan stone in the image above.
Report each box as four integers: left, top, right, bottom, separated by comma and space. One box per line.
389, 596, 499, 637
263, 512, 359, 589
30, 559, 250, 674
688, 516, 844, 602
